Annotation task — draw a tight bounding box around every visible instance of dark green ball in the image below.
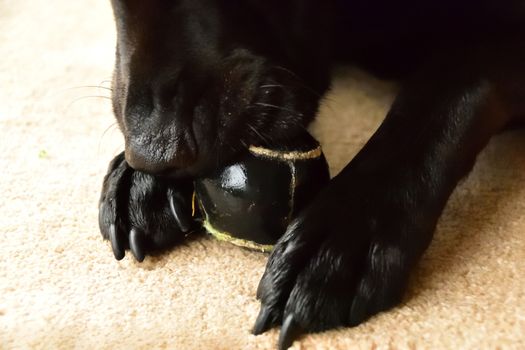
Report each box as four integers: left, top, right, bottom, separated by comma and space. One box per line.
194, 132, 329, 252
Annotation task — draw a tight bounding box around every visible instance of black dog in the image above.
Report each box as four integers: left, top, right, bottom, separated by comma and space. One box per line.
98, 1, 525, 349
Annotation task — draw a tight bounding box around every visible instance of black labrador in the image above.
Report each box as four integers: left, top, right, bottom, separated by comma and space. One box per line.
98, 1, 525, 348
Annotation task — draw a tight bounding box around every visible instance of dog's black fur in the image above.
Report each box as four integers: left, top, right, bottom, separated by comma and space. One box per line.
99, 0, 525, 348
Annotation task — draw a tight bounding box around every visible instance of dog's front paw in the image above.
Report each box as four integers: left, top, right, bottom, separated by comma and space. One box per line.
98, 152, 194, 262
253, 174, 436, 349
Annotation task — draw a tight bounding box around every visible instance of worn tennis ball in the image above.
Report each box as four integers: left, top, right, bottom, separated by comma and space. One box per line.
194, 132, 330, 252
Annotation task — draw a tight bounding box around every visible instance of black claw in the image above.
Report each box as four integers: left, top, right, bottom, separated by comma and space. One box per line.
109, 224, 125, 260
278, 314, 303, 350
168, 189, 191, 232
129, 228, 145, 262
252, 305, 274, 335
348, 295, 368, 327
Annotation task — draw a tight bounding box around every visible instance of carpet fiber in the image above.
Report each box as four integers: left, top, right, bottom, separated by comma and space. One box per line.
1, 1, 524, 349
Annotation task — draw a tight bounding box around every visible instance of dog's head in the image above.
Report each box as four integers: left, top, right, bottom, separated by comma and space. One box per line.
110, 0, 332, 177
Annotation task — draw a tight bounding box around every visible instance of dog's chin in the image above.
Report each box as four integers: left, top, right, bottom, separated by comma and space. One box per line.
147, 161, 210, 180
155, 167, 199, 180
152, 149, 244, 180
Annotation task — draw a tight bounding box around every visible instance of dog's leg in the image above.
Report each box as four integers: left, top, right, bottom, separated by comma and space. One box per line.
254, 42, 525, 349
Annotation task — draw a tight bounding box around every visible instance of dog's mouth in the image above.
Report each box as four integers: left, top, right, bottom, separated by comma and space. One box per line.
152, 154, 242, 179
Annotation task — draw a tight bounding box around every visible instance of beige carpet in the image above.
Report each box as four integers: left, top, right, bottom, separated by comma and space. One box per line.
1, 1, 524, 349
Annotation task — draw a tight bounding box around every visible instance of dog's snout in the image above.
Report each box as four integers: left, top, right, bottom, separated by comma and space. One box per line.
120, 77, 201, 175
125, 134, 197, 174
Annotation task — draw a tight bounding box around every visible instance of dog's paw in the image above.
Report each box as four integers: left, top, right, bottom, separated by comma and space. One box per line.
253, 174, 436, 349
98, 152, 194, 262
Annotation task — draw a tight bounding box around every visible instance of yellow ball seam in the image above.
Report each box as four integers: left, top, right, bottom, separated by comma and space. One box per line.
248, 145, 322, 160
202, 220, 274, 253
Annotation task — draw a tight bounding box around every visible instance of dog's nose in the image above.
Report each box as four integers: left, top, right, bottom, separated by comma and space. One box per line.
125, 136, 197, 174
